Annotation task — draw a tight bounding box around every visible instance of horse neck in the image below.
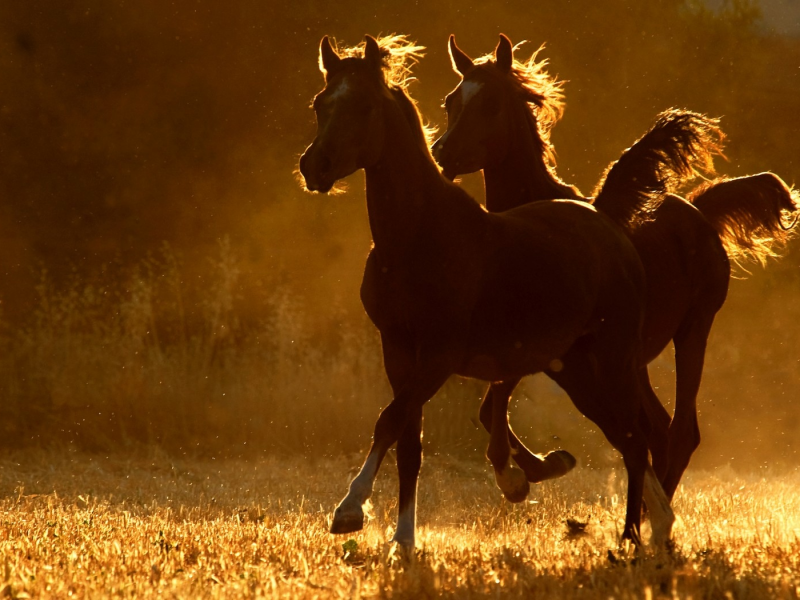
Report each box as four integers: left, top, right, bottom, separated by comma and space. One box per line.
364, 101, 449, 254
483, 104, 582, 212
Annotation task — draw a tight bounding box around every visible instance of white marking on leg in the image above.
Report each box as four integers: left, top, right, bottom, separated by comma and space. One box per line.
393, 500, 417, 549
643, 465, 675, 546
347, 452, 381, 505
460, 80, 484, 107
331, 451, 382, 534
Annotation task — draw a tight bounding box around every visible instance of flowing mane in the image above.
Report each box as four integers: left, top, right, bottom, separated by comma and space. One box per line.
687, 173, 800, 266
324, 34, 437, 148
475, 43, 565, 166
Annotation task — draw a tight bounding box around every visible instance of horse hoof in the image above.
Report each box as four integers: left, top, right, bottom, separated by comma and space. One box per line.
390, 532, 416, 551
330, 504, 364, 534
544, 450, 577, 477
495, 465, 530, 503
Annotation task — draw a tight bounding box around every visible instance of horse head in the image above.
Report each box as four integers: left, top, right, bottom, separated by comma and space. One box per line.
432, 34, 563, 180
299, 36, 391, 193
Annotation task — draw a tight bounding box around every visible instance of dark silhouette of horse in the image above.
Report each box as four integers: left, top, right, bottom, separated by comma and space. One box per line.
432, 34, 799, 501
299, 34, 679, 549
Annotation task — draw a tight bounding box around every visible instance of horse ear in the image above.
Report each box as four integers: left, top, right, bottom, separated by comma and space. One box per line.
319, 36, 341, 76
448, 35, 474, 76
364, 35, 382, 70
495, 34, 513, 73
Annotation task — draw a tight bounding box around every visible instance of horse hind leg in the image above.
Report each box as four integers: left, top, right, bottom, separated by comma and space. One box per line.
662, 309, 716, 500
552, 347, 654, 545
613, 374, 673, 546
479, 383, 576, 484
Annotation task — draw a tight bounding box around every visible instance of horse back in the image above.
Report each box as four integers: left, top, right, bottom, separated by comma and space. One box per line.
460, 200, 647, 378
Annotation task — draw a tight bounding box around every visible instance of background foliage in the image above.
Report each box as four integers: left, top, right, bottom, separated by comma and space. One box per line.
1, 0, 798, 469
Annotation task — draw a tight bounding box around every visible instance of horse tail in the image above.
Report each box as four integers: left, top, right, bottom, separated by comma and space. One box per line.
687, 172, 800, 266
593, 108, 724, 231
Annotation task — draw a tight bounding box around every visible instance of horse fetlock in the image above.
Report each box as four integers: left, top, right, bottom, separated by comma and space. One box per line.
390, 528, 416, 550
495, 465, 530, 503
330, 499, 365, 535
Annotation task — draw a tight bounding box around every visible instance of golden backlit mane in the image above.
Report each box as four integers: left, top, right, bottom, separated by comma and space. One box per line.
476, 43, 565, 143
326, 35, 424, 89
327, 34, 437, 146
687, 173, 800, 267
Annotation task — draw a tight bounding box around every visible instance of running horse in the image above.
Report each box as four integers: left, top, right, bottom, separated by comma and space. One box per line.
432, 34, 799, 501
299, 34, 683, 549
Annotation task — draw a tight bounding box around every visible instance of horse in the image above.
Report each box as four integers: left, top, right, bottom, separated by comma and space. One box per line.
299, 34, 677, 549
432, 34, 799, 501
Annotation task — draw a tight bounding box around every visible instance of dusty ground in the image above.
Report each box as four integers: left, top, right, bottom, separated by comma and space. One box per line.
1, 449, 798, 598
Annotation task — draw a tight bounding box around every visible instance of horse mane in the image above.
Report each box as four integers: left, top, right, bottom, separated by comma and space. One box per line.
390, 87, 438, 156
593, 109, 725, 231
687, 172, 800, 266
475, 43, 565, 166
328, 34, 437, 148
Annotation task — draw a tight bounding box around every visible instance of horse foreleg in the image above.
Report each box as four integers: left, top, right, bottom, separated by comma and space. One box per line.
662, 313, 713, 500
479, 383, 576, 483
391, 407, 423, 549
638, 366, 671, 482
485, 380, 530, 502
330, 366, 449, 536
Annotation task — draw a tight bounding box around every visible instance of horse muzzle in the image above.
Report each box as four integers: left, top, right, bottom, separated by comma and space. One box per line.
299, 144, 338, 193
432, 134, 468, 181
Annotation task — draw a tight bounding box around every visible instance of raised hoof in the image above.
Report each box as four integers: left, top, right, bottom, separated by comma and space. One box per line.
495, 466, 530, 503
330, 504, 365, 535
543, 450, 577, 478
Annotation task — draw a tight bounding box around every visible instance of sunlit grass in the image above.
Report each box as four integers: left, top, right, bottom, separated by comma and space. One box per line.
1, 451, 798, 598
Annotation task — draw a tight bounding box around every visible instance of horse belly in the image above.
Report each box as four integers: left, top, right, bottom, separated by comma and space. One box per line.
457, 349, 559, 382
459, 310, 587, 382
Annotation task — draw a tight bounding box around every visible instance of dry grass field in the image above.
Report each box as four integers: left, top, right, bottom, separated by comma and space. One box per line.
2, 450, 799, 599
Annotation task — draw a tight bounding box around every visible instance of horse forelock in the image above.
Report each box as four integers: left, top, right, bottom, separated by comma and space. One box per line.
474, 46, 565, 133
323, 35, 437, 160
469, 47, 564, 169
326, 34, 425, 88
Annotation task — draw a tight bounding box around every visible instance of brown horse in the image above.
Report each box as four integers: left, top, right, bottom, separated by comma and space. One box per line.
299, 34, 678, 549
432, 34, 799, 501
